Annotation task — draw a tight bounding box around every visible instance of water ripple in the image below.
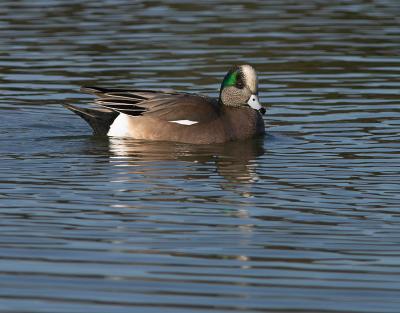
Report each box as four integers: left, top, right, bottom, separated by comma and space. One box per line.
1, 0, 400, 312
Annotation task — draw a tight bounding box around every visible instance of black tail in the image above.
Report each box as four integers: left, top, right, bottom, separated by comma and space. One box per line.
63, 104, 119, 136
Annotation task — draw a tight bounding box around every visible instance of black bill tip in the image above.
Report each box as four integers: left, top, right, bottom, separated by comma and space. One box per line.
259, 107, 266, 115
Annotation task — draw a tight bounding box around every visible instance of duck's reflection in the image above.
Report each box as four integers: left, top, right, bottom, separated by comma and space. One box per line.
107, 137, 265, 185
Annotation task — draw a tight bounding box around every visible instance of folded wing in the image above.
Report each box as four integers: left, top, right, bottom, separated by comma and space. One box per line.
81, 86, 220, 123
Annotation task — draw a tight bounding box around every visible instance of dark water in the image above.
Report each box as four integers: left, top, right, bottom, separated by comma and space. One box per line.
1, 1, 400, 312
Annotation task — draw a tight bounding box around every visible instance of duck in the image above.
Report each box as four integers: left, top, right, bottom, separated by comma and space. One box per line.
64, 64, 266, 144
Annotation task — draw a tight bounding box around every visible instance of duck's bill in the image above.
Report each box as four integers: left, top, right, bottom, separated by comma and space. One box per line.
247, 94, 266, 115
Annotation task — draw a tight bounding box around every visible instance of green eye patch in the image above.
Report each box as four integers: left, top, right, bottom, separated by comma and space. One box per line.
222, 70, 238, 88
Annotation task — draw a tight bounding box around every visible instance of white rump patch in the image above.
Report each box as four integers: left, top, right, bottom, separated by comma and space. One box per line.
108, 113, 131, 137
169, 120, 198, 125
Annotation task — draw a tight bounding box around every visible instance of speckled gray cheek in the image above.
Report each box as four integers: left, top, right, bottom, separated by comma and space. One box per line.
221, 86, 251, 107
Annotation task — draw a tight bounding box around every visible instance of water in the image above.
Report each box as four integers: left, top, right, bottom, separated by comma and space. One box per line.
1, 0, 400, 312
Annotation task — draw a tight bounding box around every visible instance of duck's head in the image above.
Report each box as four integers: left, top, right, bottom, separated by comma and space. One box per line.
219, 64, 265, 115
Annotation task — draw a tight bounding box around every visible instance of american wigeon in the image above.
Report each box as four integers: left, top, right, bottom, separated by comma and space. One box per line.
64, 64, 266, 144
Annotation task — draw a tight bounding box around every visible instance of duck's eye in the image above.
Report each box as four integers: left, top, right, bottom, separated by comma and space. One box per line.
236, 80, 244, 89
